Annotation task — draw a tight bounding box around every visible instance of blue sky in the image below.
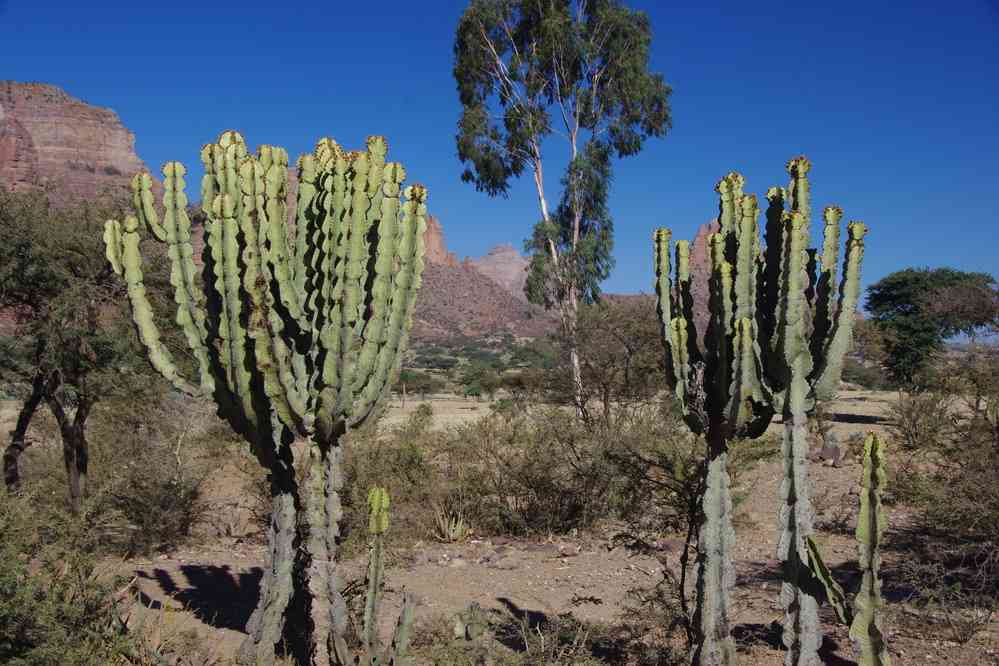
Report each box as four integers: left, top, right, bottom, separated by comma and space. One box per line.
2, 0, 997, 297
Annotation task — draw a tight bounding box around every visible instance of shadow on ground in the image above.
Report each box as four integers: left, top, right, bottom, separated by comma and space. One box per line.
136, 564, 262, 632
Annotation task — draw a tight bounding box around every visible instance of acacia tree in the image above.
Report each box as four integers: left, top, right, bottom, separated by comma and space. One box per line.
454, 0, 671, 411
0, 189, 170, 513
865, 267, 998, 385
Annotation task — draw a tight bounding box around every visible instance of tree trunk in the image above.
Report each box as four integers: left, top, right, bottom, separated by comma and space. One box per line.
238, 427, 352, 666
46, 391, 91, 515
691, 426, 737, 666
3, 372, 46, 491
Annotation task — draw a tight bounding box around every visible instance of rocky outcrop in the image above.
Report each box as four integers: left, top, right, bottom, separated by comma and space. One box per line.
468, 243, 529, 301
412, 261, 553, 342
0, 81, 150, 204
423, 215, 459, 267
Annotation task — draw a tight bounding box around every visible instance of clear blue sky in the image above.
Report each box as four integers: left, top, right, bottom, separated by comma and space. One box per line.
2, 1, 997, 297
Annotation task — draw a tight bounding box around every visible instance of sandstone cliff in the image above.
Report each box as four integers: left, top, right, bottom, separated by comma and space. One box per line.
0, 81, 150, 204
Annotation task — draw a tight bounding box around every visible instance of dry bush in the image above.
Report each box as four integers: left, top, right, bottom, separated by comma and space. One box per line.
887, 345, 999, 640
13, 392, 216, 556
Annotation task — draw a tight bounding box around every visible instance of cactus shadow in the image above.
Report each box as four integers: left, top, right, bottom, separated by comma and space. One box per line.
136, 564, 263, 632
733, 622, 857, 664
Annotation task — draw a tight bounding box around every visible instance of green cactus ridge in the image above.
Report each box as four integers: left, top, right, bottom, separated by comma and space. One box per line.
653, 158, 868, 665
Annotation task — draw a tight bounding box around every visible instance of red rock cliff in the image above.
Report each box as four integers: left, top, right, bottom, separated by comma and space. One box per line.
0, 81, 149, 204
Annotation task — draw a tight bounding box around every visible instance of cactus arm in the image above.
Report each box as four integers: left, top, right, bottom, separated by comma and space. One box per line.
117, 215, 199, 395
236, 158, 304, 434
351, 159, 403, 396
733, 195, 760, 322
317, 152, 353, 400
812, 221, 868, 399
653, 228, 679, 385
258, 145, 305, 323
161, 161, 215, 394
805, 535, 851, 626
850, 434, 892, 666
214, 192, 259, 429
131, 172, 167, 241
349, 184, 428, 427
760, 187, 787, 369
809, 206, 843, 372
363, 487, 390, 654
103, 219, 125, 275
787, 156, 812, 224
384, 592, 416, 666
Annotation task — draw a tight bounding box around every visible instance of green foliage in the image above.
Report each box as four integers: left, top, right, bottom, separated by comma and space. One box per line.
396, 369, 446, 397
0, 490, 133, 665
1, 188, 175, 510
865, 267, 997, 385
454, 0, 671, 314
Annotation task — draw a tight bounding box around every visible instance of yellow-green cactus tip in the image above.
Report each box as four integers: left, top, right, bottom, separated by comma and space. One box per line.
218, 130, 245, 148
367, 487, 390, 534
848, 221, 868, 238
824, 205, 844, 221
404, 184, 428, 202
124, 215, 139, 233
366, 135, 388, 154
714, 177, 731, 194
786, 155, 811, 175
741, 193, 758, 210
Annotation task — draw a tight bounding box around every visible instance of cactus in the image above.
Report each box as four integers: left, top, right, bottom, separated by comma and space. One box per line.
653, 157, 867, 665
103, 131, 427, 666
804, 432, 891, 664
356, 487, 416, 666
850, 433, 891, 666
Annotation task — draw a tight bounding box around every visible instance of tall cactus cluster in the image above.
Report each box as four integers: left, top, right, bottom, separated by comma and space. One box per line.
103, 130, 427, 666
653, 157, 867, 665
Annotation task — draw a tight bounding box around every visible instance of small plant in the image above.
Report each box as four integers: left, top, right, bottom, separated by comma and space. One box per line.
432, 498, 471, 543
807, 433, 892, 666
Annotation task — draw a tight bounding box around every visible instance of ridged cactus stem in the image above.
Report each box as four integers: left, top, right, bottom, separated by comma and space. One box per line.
302, 437, 351, 666
850, 434, 891, 666
691, 438, 737, 666
240, 425, 298, 666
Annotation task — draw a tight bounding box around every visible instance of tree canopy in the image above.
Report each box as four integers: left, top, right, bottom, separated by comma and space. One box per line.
865, 267, 998, 385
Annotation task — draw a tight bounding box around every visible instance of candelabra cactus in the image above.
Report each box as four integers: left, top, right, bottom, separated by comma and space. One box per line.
653, 157, 867, 665
104, 131, 427, 666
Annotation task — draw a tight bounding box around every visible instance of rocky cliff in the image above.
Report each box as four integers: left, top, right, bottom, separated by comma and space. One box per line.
0, 81, 149, 204
467, 243, 530, 301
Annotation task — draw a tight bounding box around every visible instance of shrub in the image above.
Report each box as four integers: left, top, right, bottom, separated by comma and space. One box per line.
0, 491, 134, 665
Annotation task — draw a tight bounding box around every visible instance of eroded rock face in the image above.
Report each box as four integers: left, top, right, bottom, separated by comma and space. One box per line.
424, 215, 459, 267
468, 243, 529, 301
0, 81, 149, 204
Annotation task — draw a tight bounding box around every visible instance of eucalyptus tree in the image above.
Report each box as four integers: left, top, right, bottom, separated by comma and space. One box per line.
454, 0, 671, 411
